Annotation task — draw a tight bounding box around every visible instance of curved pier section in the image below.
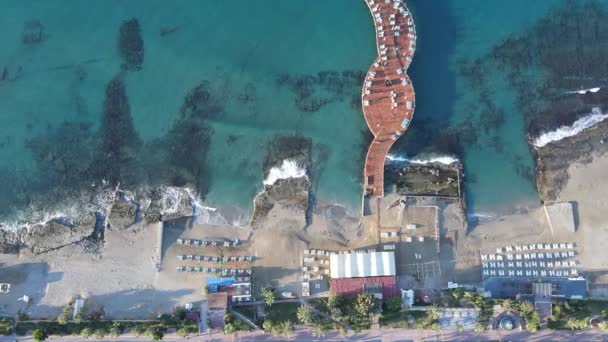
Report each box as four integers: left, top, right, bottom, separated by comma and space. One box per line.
362, 0, 416, 198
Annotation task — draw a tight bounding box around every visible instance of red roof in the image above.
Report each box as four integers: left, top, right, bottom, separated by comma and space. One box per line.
330, 276, 399, 298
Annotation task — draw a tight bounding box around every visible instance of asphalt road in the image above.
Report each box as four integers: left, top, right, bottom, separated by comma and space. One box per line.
3, 326, 608, 342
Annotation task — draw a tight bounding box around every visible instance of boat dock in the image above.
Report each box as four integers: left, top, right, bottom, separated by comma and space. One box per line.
362, 0, 416, 198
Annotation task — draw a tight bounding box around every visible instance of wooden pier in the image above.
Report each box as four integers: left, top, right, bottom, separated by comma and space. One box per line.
362, 0, 416, 198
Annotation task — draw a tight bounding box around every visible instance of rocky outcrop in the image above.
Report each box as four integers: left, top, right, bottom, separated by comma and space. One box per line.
534, 119, 608, 203
0, 184, 197, 254
250, 135, 312, 227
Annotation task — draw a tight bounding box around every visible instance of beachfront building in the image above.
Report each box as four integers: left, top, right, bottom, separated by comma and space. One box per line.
329, 251, 399, 299
207, 276, 253, 303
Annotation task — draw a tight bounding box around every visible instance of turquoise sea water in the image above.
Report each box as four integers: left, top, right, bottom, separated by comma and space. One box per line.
400, 0, 608, 215
0, 0, 374, 220
1, 0, 605, 222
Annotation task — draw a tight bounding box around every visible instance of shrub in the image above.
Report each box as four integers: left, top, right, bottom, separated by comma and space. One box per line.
32, 328, 48, 342
297, 305, 313, 324
57, 314, 69, 325
80, 327, 92, 338
94, 328, 106, 339
385, 297, 403, 312
108, 325, 121, 338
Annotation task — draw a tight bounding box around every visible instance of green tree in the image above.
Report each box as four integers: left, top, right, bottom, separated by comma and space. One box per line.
279, 321, 294, 337
152, 330, 164, 340
261, 288, 276, 307
223, 323, 236, 334
297, 305, 313, 324
501, 299, 514, 310
354, 294, 376, 318
518, 301, 535, 316
474, 322, 485, 333
526, 310, 541, 332
132, 324, 147, 336
313, 324, 326, 338
456, 323, 464, 332
201, 285, 209, 296
598, 321, 608, 331
262, 320, 274, 332
565, 317, 578, 331
431, 322, 441, 331
94, 329, 106, 339
32, 329, 49, 342
108, 325, 122, 338
385, 297, 403, 312
80, 327, 92, 338
57, 313, 69, 325
451, 288, 464, 301
74, 307, 86, 323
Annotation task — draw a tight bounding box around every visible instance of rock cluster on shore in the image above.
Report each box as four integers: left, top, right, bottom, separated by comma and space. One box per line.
0, 185, 196, 254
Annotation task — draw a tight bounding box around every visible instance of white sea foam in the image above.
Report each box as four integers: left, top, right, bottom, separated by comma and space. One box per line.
533, 107, 608, 147
568, 87, 601, 95
263, 159, 307, 186
409, 156, 459, 165
387, 154, 459, 165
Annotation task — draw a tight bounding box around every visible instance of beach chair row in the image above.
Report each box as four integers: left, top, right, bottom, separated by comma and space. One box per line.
483, 269, 578, 278
495, 242, 574, 254
176, 266, 252, 276
177, 238, 240, 248
483, 260, 577, 269
481, 251, 575, 261
178, 255, 254, 263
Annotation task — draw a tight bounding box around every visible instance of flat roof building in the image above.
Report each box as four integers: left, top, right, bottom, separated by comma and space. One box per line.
330, 251, 396, 278
329, 251, 398, 299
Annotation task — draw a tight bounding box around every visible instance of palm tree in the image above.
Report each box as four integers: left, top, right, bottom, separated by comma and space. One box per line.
501, 299, 514, 310
297, 305, 313, 324
566, 317, 578, 331
313, 324, 326, 338
280, 321, 294, 338
260, 288, 276, 307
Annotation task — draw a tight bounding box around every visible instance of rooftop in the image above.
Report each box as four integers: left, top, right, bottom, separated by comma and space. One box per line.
330, 251, 396, 278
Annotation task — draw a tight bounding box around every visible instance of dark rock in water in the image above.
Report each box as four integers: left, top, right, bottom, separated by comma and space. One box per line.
251, 177, 310, 227
92, 74, 142, 185
144, 186, 194, 222
22, 19, 46, 45
26, 121, 94, 187
118, 18, 144, 71
180, 81, 222, 119
251, 135, 313, 226
263, 135, 311, 179
278, 70, 365, 113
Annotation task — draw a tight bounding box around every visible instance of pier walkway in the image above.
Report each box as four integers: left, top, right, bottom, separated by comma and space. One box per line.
362, 0, 416, 198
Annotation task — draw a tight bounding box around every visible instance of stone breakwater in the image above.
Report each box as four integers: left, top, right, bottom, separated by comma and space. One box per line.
361, 0, 416, 198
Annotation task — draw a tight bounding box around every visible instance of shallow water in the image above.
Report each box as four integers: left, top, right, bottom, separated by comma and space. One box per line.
395, 0, 608, 214
2, 0, 607, 224
0, 0, 374, 220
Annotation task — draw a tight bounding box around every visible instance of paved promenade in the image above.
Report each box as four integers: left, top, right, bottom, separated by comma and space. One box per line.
362, 0, 416, 198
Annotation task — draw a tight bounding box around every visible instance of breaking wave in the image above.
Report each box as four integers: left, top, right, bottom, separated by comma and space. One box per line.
567, 87, 601, 95
386, 154, 458, 165
263, 159, 307, 186
533, 107, 608, 147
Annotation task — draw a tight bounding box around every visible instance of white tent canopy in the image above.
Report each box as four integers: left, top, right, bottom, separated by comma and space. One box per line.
330, 251, 396, 279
